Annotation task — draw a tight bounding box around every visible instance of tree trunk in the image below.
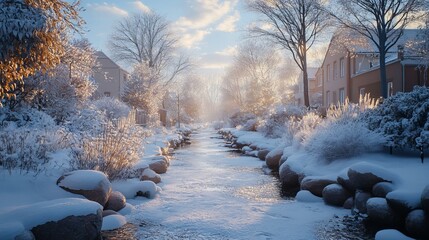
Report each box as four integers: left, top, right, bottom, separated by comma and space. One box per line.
379, 50, 387, 99
302, 54, 310, 107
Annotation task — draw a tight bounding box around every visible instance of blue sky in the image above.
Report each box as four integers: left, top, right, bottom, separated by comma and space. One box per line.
78, 0, 255, 74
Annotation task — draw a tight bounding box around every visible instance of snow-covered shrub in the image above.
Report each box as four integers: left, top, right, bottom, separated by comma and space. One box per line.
70, 112, 144, 180
229, 111, 257, 128
289, 112, 323, 146
363, 86, 429, 149
64, 105, 107, 138
304, 121, 385, 161
257, 105, 306, 138
327, 95, 378, 123
93, 97, 131, 121
0, 107, 68, 173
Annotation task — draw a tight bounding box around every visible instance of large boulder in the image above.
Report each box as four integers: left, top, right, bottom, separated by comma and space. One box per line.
375, 229, 414, 240
347, 162, 397, 191
366, 197, 402, 229
300, 177, 336, 197
386, 191, 422, 216
322, 183, 351, 207
104, 191, 126, 212
353, 190, 372, 214
265, 147, 283, 170
257, 149, 270, 161
0, 198, 103, 240
405, 209, 429, 239
32, 210, 102, 240
372, 182, 395, 198
140, 168, 161, 184
421, 185, 429, 216
279, 162, 300, 196
57, 170, 112, 206
149, 160, 168, 174
337, 171, 356, 193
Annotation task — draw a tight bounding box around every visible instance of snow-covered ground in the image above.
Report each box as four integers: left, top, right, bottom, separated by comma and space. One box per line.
126, 129, 347, 239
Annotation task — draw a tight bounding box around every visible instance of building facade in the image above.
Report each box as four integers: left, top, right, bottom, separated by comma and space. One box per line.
318, 29, 427, 107
93, 51, 129, 99
295, 67, 322, 107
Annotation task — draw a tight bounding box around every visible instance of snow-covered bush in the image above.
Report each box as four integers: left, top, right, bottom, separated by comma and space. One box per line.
257, 105, 306, 138
64, 105, 107, 138
70, 112, 144, 180
93, 97, 131, 121
229, 111, 257, 128
0, 107, 67, 173
364, 86, 429, 149
290, 111, 323, 145
304, 120, 385, 161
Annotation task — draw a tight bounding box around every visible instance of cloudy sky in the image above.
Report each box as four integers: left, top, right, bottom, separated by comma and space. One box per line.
79, 0, 255, 75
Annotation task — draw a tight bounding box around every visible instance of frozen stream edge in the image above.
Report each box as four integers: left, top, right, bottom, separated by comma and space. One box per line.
124, 129, 349, 240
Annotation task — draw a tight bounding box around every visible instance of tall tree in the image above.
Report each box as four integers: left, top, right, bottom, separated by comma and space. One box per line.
247, 0, 329, 107
327, 0, 425, 98
109, 13, 190, 88
0, 0, 83, 103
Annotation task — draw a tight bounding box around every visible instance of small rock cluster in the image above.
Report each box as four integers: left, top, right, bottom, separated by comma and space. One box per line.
220, 129, 429, 239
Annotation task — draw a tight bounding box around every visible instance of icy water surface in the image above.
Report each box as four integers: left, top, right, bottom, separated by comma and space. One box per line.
105, 130, 357, 240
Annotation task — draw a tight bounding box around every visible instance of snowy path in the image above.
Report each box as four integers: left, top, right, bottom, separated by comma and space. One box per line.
127, 129, 346, 240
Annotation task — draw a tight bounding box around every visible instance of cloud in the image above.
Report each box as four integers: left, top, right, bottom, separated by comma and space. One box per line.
216, 11, 240, 32
215, 45, 238, 56
179, 30, 211, 49
133, 1, 151, 13
89, 3, 128, 17
175, 0, 238, 29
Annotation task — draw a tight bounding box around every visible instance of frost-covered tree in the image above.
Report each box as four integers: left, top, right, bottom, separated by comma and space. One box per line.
0, 0, 83, 103
248, 0, 330, 107
109, 12, 190, 87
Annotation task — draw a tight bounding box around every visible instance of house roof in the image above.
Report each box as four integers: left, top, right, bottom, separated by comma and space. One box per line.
95, 51, 129, 74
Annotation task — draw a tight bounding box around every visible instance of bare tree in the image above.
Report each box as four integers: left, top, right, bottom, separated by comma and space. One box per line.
327, 0, 425, 98
109, 13, 190, 87
247, 0, 329, 107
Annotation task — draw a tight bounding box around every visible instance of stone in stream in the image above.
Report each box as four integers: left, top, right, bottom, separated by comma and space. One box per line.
300, 177, 336, 197
105, 191, 126, 212
353, 190, 372, 214
57, 170, 112, 207
257, 149, 270, 161
405, 209, 429, 239
366, 197, 402, 229
265, 147, 283, 171
149, 160, 168, 174
322, 183, 351, 207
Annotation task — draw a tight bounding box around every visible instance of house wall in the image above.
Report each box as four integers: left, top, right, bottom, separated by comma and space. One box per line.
322, 44, 350, 106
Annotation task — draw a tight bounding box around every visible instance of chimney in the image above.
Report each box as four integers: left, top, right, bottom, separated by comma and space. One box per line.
397, 45, 404, 60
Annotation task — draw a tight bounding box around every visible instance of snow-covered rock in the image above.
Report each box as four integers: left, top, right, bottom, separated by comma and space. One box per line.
140, 168, 161, 184
265, 146, 283, 170
112, 179, 161, 199
322, 183, 351, 207
279, 162, 301, 191
258, 149, 270, 161
372, 182, 395, 198
366, 198, 401, 229
347, 162, 397, 191
375, 229, 414, 240
296, 190, 322, 202
105, 191, 126, 212
300, 176, 336, 197
353, 190, 372, 214
337, 171, 356, 193
102, 210, 119, 217
405, 209, 429, 239
386, 190, 422, 216
421, 185, 429, 216
56, 170, 112, 206
101, 214, 127, 231
343, 197, 354, 209
0, 198, 102, 240
149, 160, 168, 174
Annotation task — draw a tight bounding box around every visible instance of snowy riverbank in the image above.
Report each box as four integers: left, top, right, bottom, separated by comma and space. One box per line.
220, 128, 429, 239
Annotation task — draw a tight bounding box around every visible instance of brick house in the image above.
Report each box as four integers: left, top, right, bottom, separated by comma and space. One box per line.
317, 29, 427, 107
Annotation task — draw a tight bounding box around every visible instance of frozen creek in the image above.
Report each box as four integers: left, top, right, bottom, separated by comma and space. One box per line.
105, 129, 365, 240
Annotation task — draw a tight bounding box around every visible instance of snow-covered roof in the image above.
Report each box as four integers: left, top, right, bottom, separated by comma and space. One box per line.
95, 51, 129, 74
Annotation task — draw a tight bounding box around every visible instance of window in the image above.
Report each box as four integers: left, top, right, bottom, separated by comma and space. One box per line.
326, 64, 330, 82
333, 61, 337, 80
359, 88, 365, 97
326, 91, 331, 106
339, 88, 345, 105
387, 82, 393, 97
333, 91, 337, 104
340, 58, 345, 77
104, 92, 111, 97
123, 74, 127, 81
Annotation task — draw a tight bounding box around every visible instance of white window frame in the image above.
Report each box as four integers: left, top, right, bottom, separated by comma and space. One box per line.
339, 88, 345, 105
387, 82, 393, 97
340, 58, 345, 78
